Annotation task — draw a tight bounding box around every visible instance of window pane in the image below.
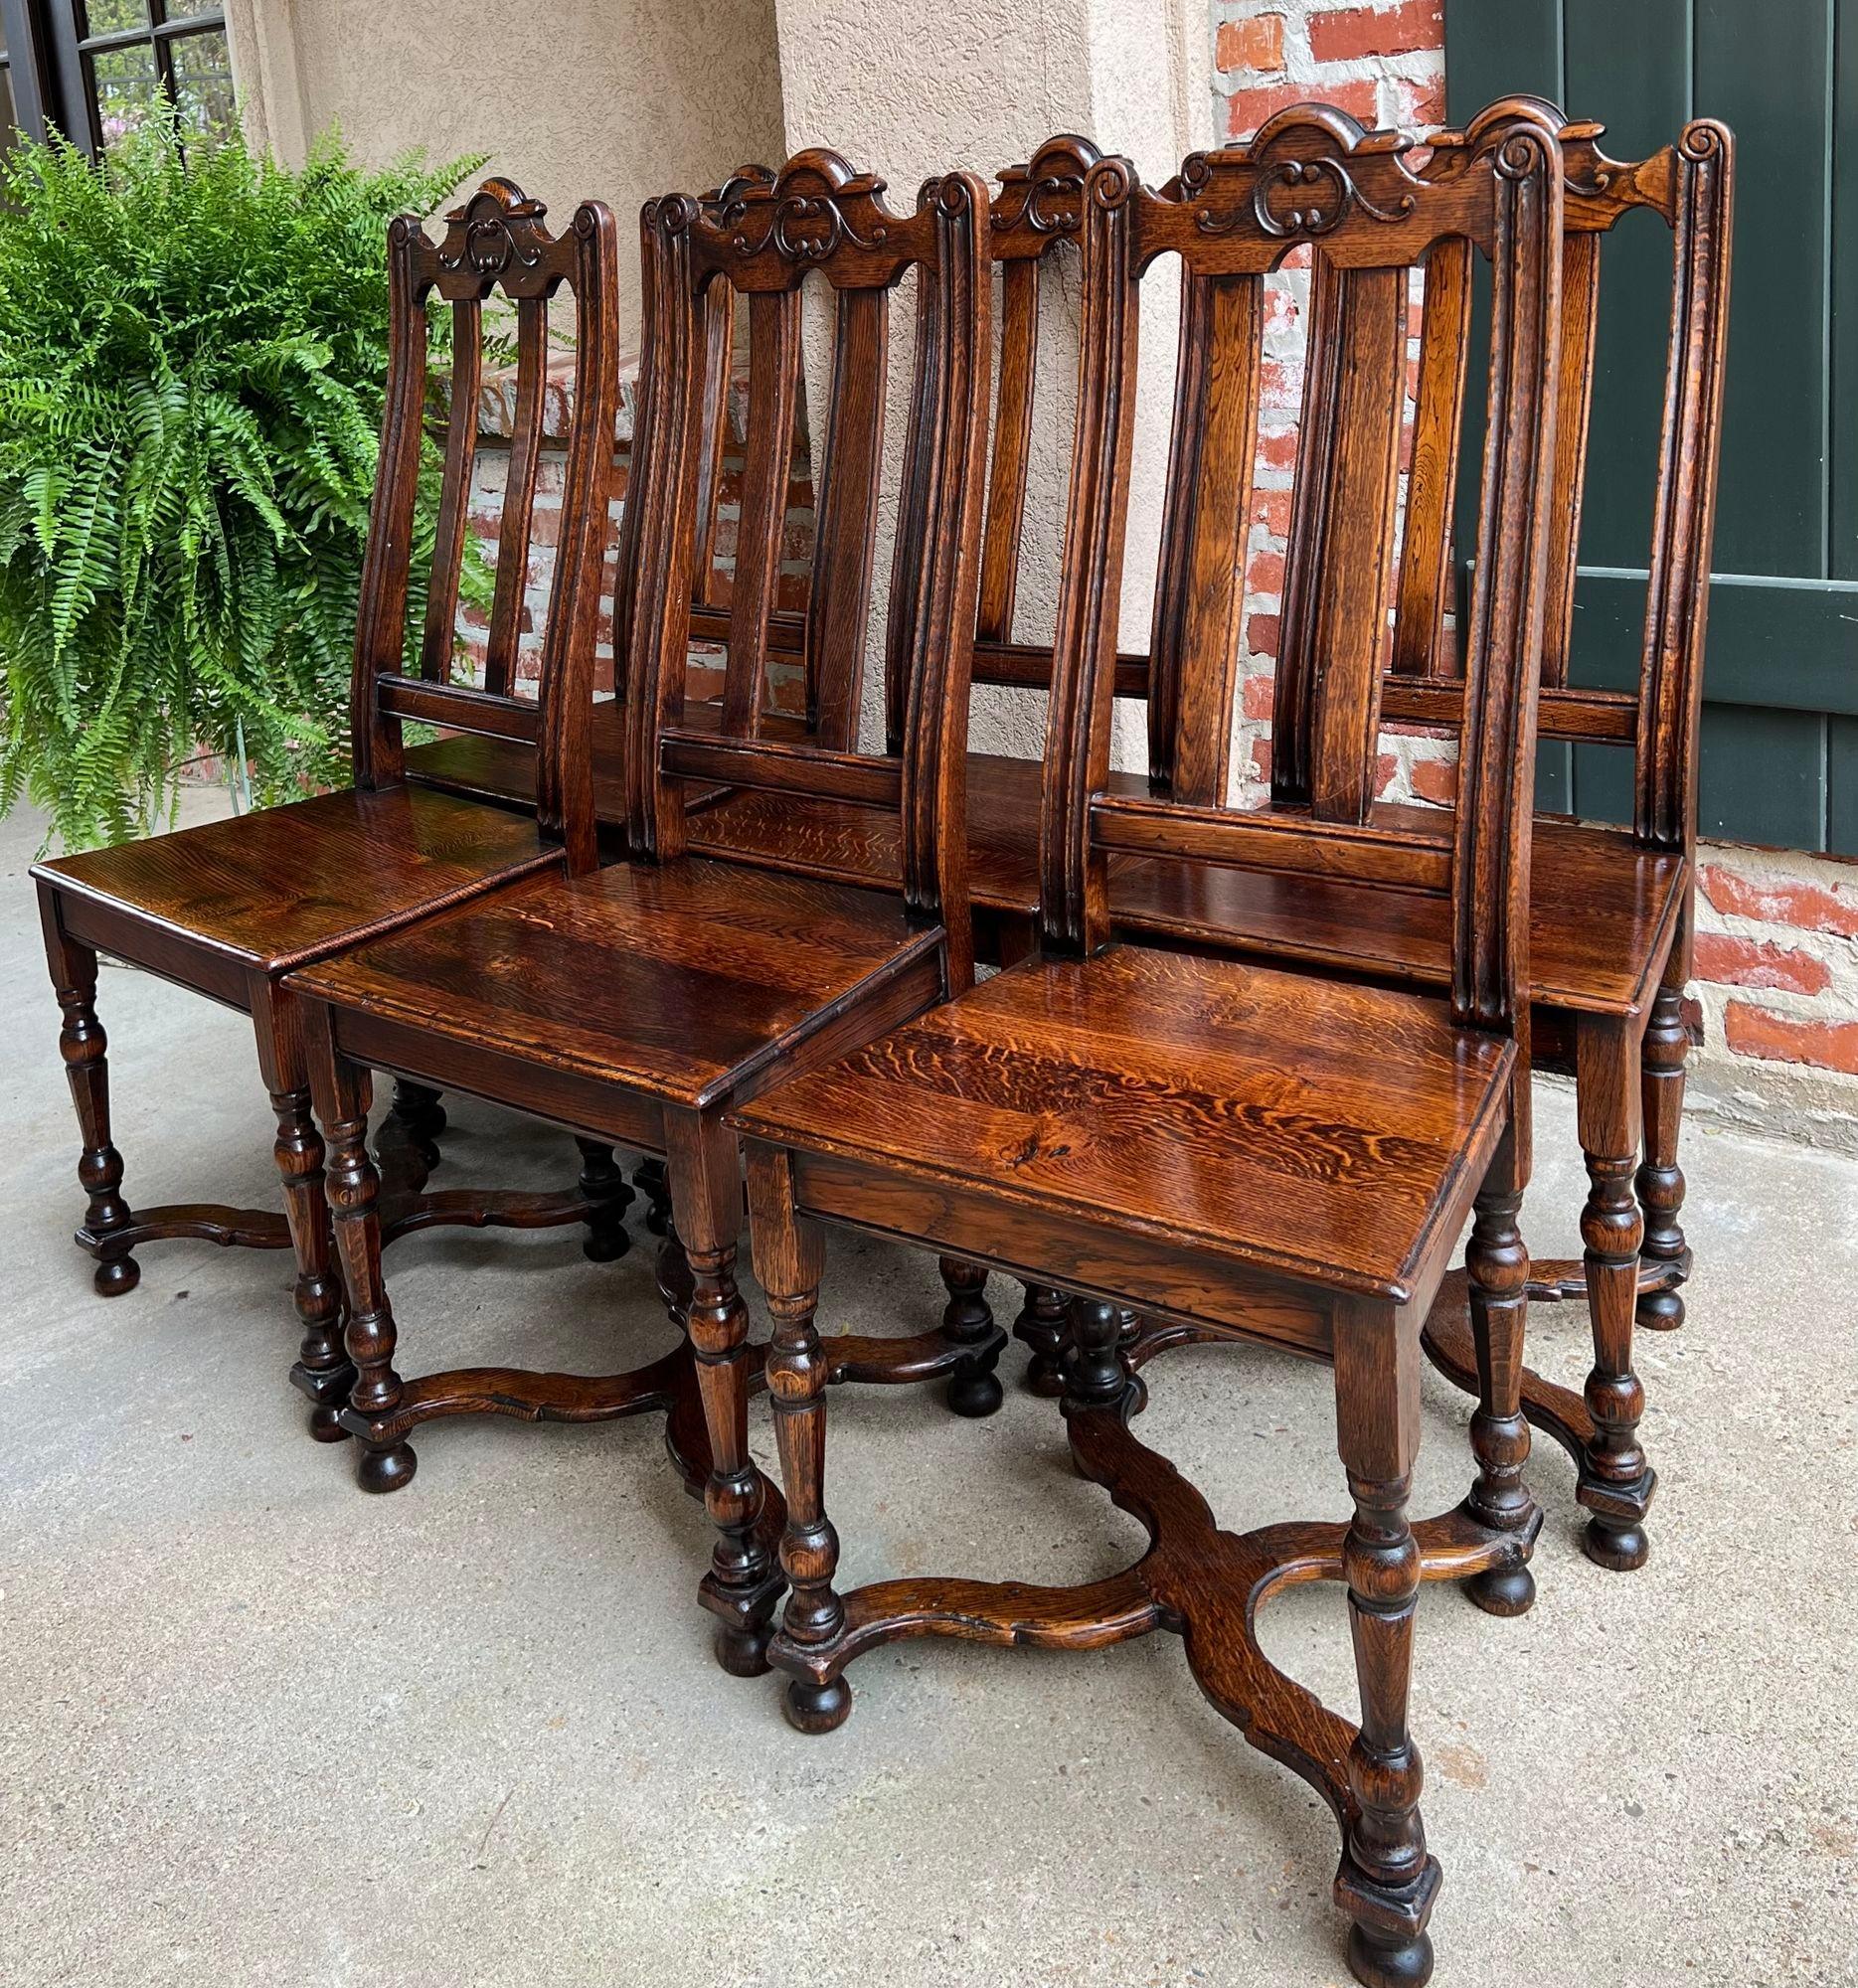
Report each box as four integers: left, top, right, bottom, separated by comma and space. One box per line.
0, 67, 18, 157
171, 28, 235, 144
83, 1, 152, 36
166, 1, 226, 17
90, 42, 160, 148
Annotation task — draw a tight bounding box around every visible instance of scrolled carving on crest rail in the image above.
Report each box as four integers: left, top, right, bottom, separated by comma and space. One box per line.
994, 134, 1101, 237
720, 150, 893, 265
437, 179, 552, 281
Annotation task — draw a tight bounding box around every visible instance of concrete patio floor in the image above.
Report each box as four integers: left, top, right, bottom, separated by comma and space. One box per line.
2, 792, 1855, 1988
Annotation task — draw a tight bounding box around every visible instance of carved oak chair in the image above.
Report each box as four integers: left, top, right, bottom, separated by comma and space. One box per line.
729, 111, 1564, 1988
691, 113, 1731, 1575
30, 180, 629, 1435
279, 157, 996, 1684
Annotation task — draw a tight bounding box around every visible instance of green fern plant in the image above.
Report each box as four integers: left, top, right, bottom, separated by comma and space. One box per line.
0, 113, 492, 849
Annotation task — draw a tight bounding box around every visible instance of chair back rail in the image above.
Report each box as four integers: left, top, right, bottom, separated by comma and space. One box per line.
625, 153, 993, 982
1041, 107, 1566, 1065
352, 178, 620, 873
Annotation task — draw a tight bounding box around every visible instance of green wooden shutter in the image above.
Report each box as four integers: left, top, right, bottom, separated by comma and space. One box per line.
1445, 0, 1858, 854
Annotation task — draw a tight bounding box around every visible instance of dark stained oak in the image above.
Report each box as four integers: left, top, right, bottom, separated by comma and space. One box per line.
284, 154, 1001, 1695
733, 107, 1569, 1988
29, 179, 632, 1413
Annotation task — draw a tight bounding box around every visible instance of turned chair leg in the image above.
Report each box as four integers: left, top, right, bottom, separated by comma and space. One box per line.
1013, 1283, 1070, 1397
1332, 1302, 1438, 1988
381, 1077, 447, 1176
635, 1156, 673, 1237
749, 1148, 848, 1735
1063, 1297, 1130, 1413
273, 1083, 351, 1443
670, 1113, 781, 1680
938, 1257, 1004, 1417
46, 927, 138, 1296
1578, 1019, 1652, 1572
1635, 977, 1690, 1333
1460, 1137, 1538, 1617
311, 1040, 415, 1493
575, 1138, 634, 1263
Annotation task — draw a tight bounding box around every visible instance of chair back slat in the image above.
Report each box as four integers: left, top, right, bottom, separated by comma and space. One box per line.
977, 254, 1041, 644
724, 288, 803, 733
806, 286, 890, 748
1043, 107, 1565, 1050
1389, 238, 1470, 679
351, 178, 620, 872
628, 155, 992, 977
1270, 260, 1408, 821
1540, 228, 1602, 687
1147, 268, 1265, 802
882, 274, 936, 753
419, 299, 482, 682
483, 293, 551, 697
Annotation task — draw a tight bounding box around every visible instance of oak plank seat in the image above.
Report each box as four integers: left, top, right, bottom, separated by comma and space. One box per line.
733, 945, 1515, 1320
29, 182, 633, 1409
283, 159, 1003, 1691
287, 859, 940, 1114
730, 113, 1568, 1988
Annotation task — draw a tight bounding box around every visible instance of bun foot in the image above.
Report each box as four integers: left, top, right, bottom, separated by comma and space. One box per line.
93, 1254, 140, 1297
714, 1621, 773, 1679
582, 1225, 632, 1264
946, 1363, 1004, 1418
782, 1675, 852, 1735
1584, 1514, 1649, 1572
1347, 1924, 1434, 1988
355, 1441, 417, 1494
1464, 1561, 1536, 1617
1636, 1283, 1684, 1332
1022, 1350, 1066, 1397
307, 1404, 352, 1444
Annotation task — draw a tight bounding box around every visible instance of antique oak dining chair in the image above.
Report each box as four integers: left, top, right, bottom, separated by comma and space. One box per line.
689, 111, 1732, 1577
280, 155, 995, 1685
30, 181, 630, 1440
729, 110, 1563, 1988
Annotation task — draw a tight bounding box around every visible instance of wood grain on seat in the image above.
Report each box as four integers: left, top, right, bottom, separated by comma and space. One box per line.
34, 786, 559, 973
732, 943, 1515, 1302
289, 857, 944, 1111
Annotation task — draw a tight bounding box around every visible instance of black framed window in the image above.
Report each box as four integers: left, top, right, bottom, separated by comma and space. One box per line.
0, 0, 234, 161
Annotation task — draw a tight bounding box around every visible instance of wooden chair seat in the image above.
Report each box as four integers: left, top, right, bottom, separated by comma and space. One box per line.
286, 857, 944, 1111
689, 751, 1151, 913
693, 748, 1685, 1016
1115, 814, 1687, 1019
732, 943, 1515, 1308
36, 785, 559, 978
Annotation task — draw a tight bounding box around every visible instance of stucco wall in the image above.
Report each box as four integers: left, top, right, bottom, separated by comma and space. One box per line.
231, 0, 785, 348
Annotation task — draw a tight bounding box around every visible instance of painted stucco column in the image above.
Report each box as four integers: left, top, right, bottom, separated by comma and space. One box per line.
771, 0, 1216, 762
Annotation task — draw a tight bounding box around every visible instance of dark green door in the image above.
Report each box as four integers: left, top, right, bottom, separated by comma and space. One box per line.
1445, 0, 1858, 854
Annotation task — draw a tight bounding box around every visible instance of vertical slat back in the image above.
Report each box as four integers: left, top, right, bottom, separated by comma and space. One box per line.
483, 293, 550, 697
419, 298, 481, 682
1043, 108, 1565, 1051
723, 288, 802, 734
1389, 237, 1471, 679
1540, 228, 1602, 686
353, 179, 620, 871
805, 286, 890, 748
1270, 258, 1408, 822
1146, 269, 1265, 801
977, 254, 1041, 642
627, 155, 993, 980
692, 283, 737, 608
